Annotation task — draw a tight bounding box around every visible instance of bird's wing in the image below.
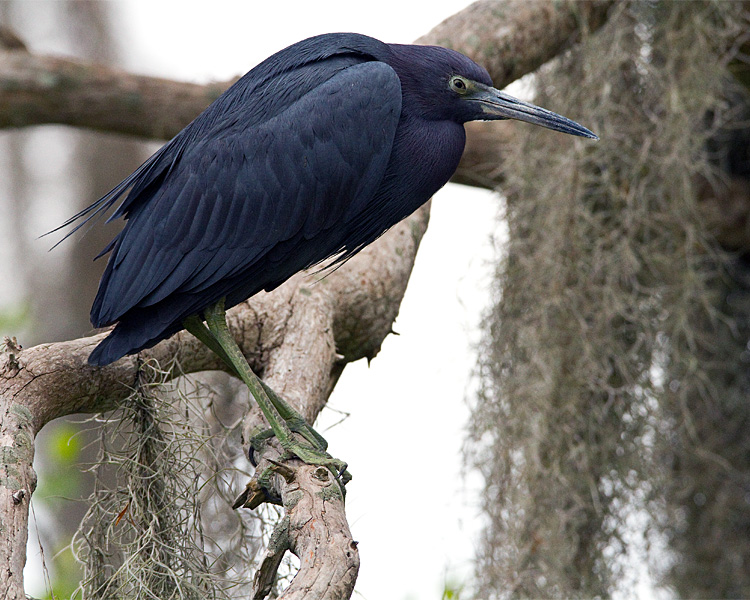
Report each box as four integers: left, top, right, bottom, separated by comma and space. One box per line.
91, 60, 401, 327
50, 35, 392, 242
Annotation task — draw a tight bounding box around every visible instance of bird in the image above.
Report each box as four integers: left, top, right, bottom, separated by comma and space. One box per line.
57, 32, 596, 475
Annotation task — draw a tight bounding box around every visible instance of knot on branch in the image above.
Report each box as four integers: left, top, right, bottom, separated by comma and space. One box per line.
1, 336, 23, 376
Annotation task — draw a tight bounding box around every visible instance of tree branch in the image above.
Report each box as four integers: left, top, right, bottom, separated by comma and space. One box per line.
422, 0, 614, 86
0, 2, 617, 598
0, 49, 229, 139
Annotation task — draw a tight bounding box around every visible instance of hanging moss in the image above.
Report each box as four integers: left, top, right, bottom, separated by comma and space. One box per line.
469, 3, 750, 598
71, 364, 289, 599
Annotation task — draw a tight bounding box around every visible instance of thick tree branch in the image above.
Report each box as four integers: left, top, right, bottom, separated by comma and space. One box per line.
422, 0, 614, 86
0, 365, 36, 600
0, 206, 428, 600
0, 2, 617, 599
0, 39, 227, 138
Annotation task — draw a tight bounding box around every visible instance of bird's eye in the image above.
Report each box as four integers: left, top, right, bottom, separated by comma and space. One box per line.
450, 76, 469, 94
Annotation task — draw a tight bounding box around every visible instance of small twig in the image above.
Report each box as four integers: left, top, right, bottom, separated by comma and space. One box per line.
0, 26, 27, 51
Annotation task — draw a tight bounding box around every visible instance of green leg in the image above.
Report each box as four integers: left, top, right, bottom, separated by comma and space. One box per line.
184, 314, 238, 374
189, 299, 348, 479
183, 314, 328, 452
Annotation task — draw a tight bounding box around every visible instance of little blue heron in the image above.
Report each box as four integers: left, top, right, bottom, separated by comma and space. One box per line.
57, 33, 596, 477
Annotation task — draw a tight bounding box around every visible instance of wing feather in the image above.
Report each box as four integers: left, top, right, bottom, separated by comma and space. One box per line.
91, 60, 401, 330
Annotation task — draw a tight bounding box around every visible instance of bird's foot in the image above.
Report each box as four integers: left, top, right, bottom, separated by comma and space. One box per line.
279, 443, 351, 486
249, 424, 351, 487
235, 431, 350, 509
263, 398, 328, 453
234, 448, 350, 510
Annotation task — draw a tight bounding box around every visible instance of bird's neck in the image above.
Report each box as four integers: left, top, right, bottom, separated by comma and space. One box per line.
382, 115, 466, 214
401, 114, 465, 184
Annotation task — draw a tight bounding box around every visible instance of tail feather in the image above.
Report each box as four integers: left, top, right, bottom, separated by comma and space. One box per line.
88, 311, 184, 366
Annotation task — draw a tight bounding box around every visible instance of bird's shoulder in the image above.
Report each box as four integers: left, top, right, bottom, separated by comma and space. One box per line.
193, 35, 395, 135
92, 39, 398, 227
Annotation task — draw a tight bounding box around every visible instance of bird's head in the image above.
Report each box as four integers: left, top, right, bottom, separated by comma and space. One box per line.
389, 44, 597, 139
445, 74, 597, 139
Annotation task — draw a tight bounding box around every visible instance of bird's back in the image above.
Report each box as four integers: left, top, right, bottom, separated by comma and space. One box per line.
84, 34, 413, 365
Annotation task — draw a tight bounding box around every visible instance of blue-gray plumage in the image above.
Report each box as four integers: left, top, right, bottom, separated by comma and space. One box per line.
59, 33, 596, 367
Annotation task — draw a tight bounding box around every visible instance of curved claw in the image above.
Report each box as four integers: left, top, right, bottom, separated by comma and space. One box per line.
337, 465, 352, 486
249, 425, 351, 497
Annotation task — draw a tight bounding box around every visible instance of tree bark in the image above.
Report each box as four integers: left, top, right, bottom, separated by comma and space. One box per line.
0, 2, 616, 598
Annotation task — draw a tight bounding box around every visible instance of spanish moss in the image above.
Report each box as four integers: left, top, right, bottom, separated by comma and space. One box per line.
470, 3, 750, 597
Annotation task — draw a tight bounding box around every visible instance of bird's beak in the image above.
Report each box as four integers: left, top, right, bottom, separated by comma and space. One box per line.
469, 84, 598, 139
